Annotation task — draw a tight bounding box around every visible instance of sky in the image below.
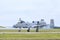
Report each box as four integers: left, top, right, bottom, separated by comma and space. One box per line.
0, 0, 60, 27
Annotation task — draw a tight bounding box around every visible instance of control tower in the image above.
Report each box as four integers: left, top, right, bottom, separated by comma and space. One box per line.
50, 19, 54, 28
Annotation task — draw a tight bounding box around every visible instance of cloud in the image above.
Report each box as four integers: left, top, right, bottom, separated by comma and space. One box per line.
0, 0, 60, 26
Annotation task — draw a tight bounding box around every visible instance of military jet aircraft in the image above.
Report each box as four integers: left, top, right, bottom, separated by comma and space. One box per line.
13, 18, 47, 32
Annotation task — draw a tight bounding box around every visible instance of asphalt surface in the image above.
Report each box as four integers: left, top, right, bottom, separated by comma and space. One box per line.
0, 32, 60, 34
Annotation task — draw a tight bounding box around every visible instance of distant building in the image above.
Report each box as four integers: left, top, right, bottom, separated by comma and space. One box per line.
50, 19, 54, 28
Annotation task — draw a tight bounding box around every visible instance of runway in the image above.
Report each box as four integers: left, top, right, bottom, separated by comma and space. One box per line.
0, 32, 60, 34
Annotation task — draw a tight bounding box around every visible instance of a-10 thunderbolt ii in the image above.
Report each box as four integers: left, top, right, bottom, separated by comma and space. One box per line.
13, 18, 46, 32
